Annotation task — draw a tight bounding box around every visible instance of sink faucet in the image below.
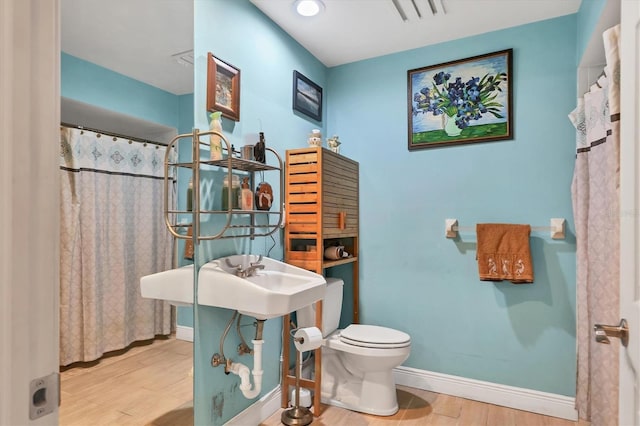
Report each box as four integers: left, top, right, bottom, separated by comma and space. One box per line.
226, 257, 265, 278
241, 263, 265, 278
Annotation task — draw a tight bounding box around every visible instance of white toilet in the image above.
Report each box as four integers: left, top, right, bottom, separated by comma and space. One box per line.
296, 277, 411, 416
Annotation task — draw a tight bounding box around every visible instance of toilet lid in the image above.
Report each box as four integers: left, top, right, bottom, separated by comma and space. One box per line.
340, 325, 411, 349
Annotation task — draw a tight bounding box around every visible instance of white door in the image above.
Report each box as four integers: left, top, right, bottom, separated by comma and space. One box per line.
618, 1, 640, 424
0, 0, 61, 424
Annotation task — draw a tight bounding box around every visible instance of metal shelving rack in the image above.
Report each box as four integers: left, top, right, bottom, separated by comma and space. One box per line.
163, 128, 284, 242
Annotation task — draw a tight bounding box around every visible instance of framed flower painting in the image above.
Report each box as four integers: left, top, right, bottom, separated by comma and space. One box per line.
407, 49, 513, 150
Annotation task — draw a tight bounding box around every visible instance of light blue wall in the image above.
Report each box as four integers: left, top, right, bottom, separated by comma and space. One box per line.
576, 0, 608, 64
65, 3, 582, 421
178, 93, 195, 134
326, 15, 578, 397
61, 53, 180, 128
193, 1, 327, 424
63, 1, 586, 423
191, 5, 580, 423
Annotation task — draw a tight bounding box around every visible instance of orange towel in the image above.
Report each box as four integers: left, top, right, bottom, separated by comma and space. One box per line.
476, 223, 533, 284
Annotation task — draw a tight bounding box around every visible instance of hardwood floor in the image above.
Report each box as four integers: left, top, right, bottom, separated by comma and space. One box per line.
59, 336, 193, 426
262, 387, 590, 426
60, 338, 588, 426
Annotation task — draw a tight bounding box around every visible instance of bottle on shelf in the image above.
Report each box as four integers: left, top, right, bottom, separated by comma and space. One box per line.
253, 132, 266, 163
241, 177, 253, 210
184, 227, 194, 260
255, 181, 273, 210
187, 177, 193, 211
222, 174, 241, 210
233, 175, 241, 209
210, 111, 223, 161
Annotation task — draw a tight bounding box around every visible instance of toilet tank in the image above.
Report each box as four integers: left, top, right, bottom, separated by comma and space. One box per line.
296, 277, 343, 336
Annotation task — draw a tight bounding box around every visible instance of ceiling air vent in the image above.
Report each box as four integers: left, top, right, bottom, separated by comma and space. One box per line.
391, 0, 445, 22
171, 49, 194, 67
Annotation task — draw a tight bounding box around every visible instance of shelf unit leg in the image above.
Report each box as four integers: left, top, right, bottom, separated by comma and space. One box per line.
280, 303, 324, 417
313, 300, 323, 416
281, 313, 291, 409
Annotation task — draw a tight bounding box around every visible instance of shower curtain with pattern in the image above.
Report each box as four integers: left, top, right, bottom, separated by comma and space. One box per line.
59, 127, 174, 366
569, 25, 620, 425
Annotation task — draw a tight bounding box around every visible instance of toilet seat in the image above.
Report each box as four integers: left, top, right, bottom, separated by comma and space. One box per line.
339, 324, 411, 349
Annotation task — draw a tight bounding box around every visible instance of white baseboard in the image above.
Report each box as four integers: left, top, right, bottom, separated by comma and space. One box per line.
175, 325, 194, 342
222, 368, 576, 423
178, 334, 575, 421
225, 387, 282, 426
394, 366, 578, 421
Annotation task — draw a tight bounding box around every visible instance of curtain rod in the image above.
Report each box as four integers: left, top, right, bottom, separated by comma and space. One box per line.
593, 69, 607, 89
60, 122, 168, 147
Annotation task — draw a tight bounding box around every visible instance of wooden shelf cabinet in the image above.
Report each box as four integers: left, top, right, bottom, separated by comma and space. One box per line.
281, 147, 360, 415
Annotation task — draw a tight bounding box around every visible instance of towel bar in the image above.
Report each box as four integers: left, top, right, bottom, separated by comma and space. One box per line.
445, 218, 566, 240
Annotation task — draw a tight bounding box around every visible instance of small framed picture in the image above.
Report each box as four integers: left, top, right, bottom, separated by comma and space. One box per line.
207, 53, 240, 121
292, 71, 322, 122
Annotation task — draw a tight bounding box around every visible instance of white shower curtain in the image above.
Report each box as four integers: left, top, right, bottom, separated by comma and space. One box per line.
569, 25, 620, 425
59, 127, 174, 366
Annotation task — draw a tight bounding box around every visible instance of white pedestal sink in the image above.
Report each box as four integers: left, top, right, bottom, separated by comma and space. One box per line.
140, 255, 326, 320
140, 264, 194, 307
198, 255, 326, 320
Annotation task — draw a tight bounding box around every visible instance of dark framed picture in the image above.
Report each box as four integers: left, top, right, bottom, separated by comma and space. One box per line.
292, 71, 322, 122
407, 49, 513, 150
207, 53, 240, 121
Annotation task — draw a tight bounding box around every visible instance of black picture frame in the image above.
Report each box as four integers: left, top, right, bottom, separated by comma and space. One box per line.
407, 49, 513, 150
292, 70, 322, 122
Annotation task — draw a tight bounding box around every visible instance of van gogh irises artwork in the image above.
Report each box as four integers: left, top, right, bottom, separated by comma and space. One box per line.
407, 49, 513, 150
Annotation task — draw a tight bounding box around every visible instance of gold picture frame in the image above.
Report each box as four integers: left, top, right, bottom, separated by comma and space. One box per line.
207, 53, 241, 121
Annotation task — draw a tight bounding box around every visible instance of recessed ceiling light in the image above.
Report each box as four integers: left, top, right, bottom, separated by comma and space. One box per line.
294, 0, 325, 17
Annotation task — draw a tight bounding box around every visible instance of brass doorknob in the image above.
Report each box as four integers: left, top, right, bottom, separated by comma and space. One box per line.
594, 319, 629, 346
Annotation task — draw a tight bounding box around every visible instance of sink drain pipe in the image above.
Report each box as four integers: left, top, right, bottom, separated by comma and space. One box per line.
227, 319, 266, 399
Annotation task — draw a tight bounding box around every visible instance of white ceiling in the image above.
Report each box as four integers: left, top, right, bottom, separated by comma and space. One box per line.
61, 0, 194, 95
250, 0, 582, 67
61, 0, 581, 95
